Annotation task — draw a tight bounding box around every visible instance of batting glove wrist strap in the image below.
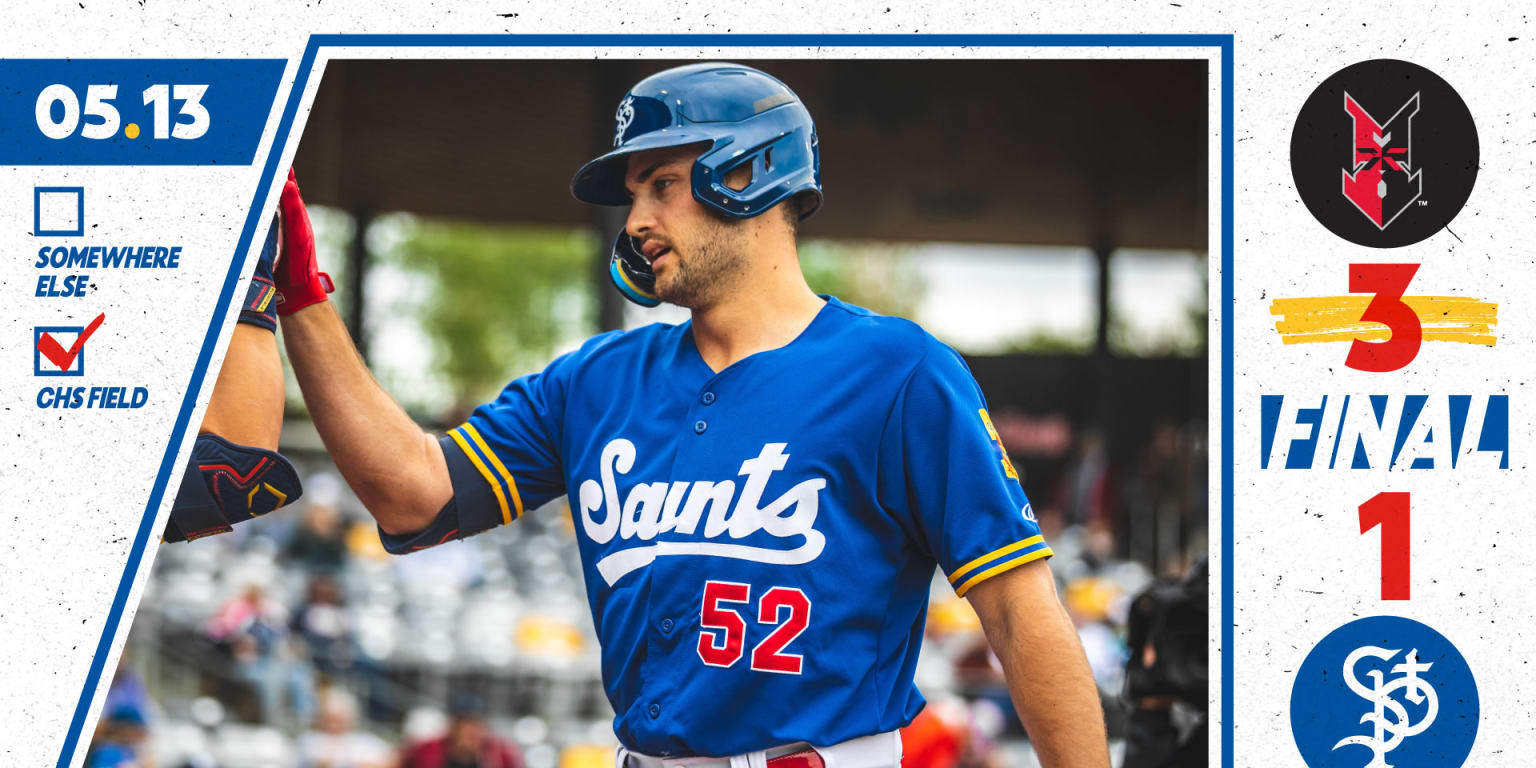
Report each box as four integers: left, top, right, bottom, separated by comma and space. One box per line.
238, 218, 281, 332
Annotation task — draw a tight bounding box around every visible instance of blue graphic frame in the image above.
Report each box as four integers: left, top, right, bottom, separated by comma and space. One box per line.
56, 34, 1236, 768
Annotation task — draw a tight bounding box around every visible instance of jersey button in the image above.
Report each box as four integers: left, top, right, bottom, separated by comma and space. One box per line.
660, 618, 674, 633
694, 420, 707, 434
649, 703, 662, 718
701, 391, 716, 405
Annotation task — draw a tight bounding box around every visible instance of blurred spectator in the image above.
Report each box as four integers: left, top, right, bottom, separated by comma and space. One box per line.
900, 703, 964, 768
293, 575, 355, 677
1063, 578, 1128, 694
206, 582, 315, 725
1056, 430, 1115, 530
85, 705, 149, 768
285, 473, 350, 573
102, 655, 154, 729
398, 693, 524, 768
299, 689, 393, 768
1122, 421, 1200, 575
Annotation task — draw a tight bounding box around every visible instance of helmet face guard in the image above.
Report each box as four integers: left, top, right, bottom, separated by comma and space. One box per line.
571, 63, 823, 306
609, 231, 660, 308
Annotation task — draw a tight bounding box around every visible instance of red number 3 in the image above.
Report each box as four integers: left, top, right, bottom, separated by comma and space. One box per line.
697, 581, 812, 674
1346, 263, 1422, 373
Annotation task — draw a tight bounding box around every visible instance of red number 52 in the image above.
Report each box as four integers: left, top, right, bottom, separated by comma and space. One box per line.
697, 581, 812, 674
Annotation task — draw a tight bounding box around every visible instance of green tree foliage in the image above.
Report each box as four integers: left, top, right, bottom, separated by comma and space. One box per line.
1002, 330, 1095, 355
378, 216, 597, 415
289, 211, 927, 421
796, 240, 925, 319
1107, 252, 1208, 358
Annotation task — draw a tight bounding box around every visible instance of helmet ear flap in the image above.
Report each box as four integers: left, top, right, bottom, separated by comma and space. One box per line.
609, 231, 661, 307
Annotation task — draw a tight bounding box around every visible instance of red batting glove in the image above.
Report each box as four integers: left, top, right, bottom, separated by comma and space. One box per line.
275, 168, 334, 316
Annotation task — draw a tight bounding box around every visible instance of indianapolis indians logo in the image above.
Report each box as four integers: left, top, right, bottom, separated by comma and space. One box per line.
1290, 616, 1478, 768
1290, 59, 1478, 248
1332, 646, 1437, 767
613, 95, 636, 147
1341, 93, 1421, 230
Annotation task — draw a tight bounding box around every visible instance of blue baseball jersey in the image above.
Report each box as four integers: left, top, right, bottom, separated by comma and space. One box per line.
381, 296, 1051, 757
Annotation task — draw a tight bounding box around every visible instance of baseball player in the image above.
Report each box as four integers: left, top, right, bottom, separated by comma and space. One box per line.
164, 211, 311, 542
274, 63, 1109, 767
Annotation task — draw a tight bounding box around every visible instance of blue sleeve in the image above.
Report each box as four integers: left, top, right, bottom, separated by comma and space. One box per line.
378, 348, 577, 554
878, 341, 1051, 597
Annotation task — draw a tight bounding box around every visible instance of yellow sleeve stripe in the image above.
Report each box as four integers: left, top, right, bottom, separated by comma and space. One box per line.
461, 423, 525, 520
448, 428, 511, 525
948, 535, 1046, 585
954, 545, 1054, 598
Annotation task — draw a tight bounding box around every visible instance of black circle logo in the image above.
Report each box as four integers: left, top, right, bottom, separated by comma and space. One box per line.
1290, 59, 1478, 248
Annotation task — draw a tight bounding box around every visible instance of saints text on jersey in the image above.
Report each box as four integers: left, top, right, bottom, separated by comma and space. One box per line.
578, 438, 827, 585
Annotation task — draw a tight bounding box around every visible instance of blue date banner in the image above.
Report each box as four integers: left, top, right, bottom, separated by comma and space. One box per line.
0, 59, 284, 165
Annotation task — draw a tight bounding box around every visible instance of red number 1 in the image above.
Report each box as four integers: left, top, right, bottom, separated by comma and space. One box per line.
1359, 492, 1410, 600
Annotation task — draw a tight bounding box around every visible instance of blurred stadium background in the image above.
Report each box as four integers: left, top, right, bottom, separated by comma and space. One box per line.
93, 59, 1209, 768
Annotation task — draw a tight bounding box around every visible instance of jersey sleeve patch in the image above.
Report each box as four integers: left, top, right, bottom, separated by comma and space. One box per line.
978, 408, 1019, 481
947, 535, 1054, 598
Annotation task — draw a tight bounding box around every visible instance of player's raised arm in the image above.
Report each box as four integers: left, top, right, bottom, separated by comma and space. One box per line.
163, 217, 302, 543
966, 559, 1112, 768
274, 170, 452, 536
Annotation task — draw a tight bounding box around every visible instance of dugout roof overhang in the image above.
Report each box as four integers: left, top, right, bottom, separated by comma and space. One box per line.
292, 58, 1208, 251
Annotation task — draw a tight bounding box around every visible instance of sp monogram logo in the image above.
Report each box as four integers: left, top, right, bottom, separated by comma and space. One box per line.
613, 95, 635, 147
1291, 616, 1477, 768
1333, 646, 1437, 767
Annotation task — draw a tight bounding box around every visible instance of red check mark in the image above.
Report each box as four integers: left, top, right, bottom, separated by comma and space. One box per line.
36, 313, 105, 372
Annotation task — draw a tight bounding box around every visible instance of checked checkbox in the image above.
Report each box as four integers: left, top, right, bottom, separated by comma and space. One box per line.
34, 313, 105, 377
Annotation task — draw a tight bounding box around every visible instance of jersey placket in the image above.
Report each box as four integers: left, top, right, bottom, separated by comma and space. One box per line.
633, 365, 732, 753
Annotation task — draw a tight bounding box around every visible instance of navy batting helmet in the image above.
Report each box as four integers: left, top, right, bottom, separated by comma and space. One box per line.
571, 62, 822, 307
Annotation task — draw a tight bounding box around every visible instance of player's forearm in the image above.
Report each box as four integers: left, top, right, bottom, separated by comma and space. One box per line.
280, 301, 451, 534
199, 324, 284, 450
969, 562, 1110, 768
997, 606, 1111, 767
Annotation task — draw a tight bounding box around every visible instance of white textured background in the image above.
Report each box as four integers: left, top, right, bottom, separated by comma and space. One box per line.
0, 2, 1530, 766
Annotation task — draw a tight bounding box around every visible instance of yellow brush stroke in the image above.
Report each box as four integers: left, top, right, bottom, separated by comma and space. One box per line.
1271, 296, 1498, 347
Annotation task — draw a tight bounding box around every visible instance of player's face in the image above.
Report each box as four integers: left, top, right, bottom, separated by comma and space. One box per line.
624, 145, 750, 309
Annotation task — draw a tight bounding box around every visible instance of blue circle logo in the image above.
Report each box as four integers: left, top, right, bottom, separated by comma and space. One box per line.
1291, 616, 1478, 768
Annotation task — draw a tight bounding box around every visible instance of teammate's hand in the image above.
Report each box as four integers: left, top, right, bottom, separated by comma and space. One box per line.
275, 167, 334, 316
